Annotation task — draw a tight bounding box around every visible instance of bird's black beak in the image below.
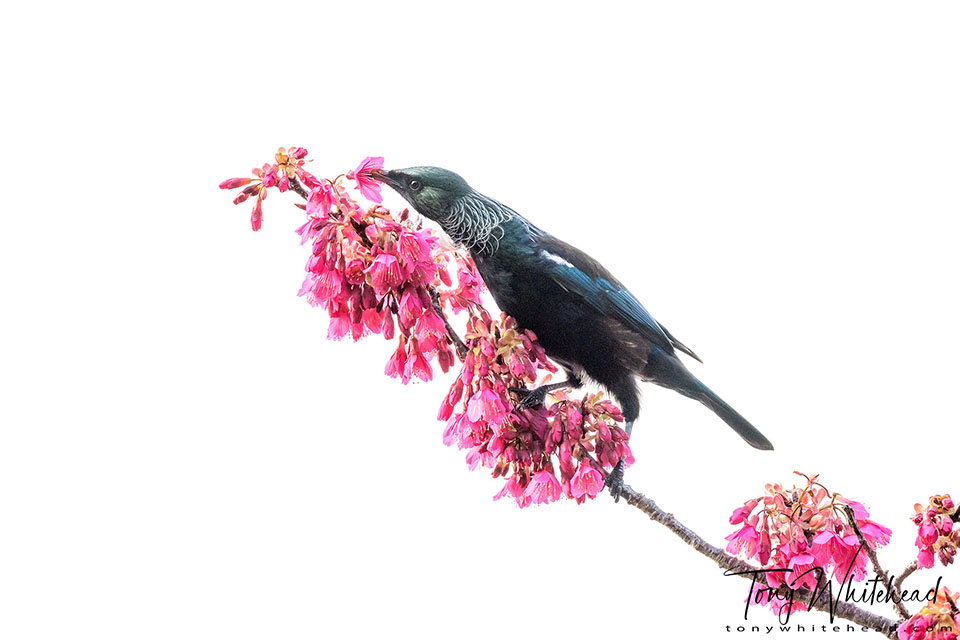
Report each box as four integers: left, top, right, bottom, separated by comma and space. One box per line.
369, 169, 401, 190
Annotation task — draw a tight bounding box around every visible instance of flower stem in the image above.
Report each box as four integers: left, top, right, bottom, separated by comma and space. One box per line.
842, 505, 911, 621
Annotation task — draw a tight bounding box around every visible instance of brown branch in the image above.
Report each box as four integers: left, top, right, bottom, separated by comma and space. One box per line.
430, 287, 468, 359
273, 175, 905, 636
619, 485, 900, 638
892, 560, 918, 599
841, 505, 912, 620
421, 253, 899, 635
288, 176, 311, 200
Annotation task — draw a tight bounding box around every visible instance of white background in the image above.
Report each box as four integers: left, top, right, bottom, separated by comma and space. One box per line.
2, 2, 958, 638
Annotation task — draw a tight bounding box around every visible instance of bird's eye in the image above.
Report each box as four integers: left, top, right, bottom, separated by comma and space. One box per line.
409, 179, 422, 192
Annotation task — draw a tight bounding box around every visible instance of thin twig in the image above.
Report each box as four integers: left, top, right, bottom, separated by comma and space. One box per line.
619, 485, 899, 638
841, 505, 912, 620
350, 218, 374, 248
892, 560, 918, 596
288, 176, 311, 200
430, 288, 468, 359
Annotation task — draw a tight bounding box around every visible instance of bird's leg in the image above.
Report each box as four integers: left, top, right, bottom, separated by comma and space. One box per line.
509, 373, 582, 411
605, 420, 634, 502
509, 380, 572, 410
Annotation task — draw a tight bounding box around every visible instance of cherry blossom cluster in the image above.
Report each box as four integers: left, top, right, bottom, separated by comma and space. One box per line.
221, 152, 480, 382
726, 472, 892, 615
219, 147, 322, 231
221, 149, 633, 505
913, 494, 959, 569
439, 310, 633, 506
297, 186, 457, 381
897, 588, 960, 640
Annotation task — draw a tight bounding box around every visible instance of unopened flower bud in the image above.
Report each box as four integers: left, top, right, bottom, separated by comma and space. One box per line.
219, 177, 253, 190
937, 544, 956, 566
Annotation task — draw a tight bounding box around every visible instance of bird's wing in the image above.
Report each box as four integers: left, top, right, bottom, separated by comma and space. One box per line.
536, 236, 702, 362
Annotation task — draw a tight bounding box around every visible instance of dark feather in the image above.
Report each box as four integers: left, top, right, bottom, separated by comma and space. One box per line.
536, 235, 700, 362
658, 323, 703, 363
375, 166, 772, 452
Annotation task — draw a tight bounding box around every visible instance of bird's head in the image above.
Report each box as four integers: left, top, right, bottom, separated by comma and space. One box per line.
370, 166, 472, 222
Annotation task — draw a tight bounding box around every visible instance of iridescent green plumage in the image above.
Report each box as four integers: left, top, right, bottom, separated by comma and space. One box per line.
373, 166, 774, 497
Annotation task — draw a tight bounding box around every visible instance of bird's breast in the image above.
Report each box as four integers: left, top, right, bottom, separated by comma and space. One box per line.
473, 249, 584, 349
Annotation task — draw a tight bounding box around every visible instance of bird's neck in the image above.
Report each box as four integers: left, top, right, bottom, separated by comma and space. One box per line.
443, 191, 536, 256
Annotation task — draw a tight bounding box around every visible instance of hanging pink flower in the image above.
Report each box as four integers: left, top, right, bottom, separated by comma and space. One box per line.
219, 177, 252, 189
403, 338, 432, 382
466, 388, 508, 426
524, 471, 562, 505
897, 588, 960, 640
912, 494, 959, 570
365, 254, 403, 296
250, 196, 264, 231
306, 183, 336, 216
347, 156, 384, 203
221, 151, 634, 508
729, 498, 760, 525
726, 472, 894, 617
570, 462, 604, 499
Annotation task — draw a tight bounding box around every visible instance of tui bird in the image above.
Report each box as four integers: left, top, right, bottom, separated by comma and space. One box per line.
371, 166, 773, 498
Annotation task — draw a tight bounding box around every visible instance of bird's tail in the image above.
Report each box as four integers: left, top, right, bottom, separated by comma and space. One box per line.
646, 346, 774, 450
692, 380, 774, 450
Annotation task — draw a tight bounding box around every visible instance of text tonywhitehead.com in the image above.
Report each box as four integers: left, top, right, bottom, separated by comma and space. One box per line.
725, 623, 955, 634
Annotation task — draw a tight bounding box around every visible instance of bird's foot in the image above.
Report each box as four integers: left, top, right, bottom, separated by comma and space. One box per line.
606, 461, 626, 502
509, 380, 573, 411
509, 385, 549, 410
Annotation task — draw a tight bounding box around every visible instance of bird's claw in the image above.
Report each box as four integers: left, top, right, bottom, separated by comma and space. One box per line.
509, 386, 548, 410
605, 461, 626, 502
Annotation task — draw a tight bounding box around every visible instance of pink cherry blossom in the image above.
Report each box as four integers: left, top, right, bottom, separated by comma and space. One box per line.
493, 475, 531, 508
912, 494, 958, 570
250, 196, 263, 231
220, 161, 282, 231
729, 498, 759, 525
897, 588, 959, 640
397, 288, 425, 326
570, 462, 604, 499
306, 182, 336, 217
219, 177, 252, 189
466, 388, 508, 426
384, 338, 407, 379
524, 471, 562, 505
725, 525, 759, 556
365, 254, 403, 296
403, 338, 432, 382
327, 314, 351, 340
346, 156, 384, 203
728, 473, 893, 616
276, 146, 321, 191
414, 310, 446, 342
438, 309, 631, 506
221, 151, 633, 508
